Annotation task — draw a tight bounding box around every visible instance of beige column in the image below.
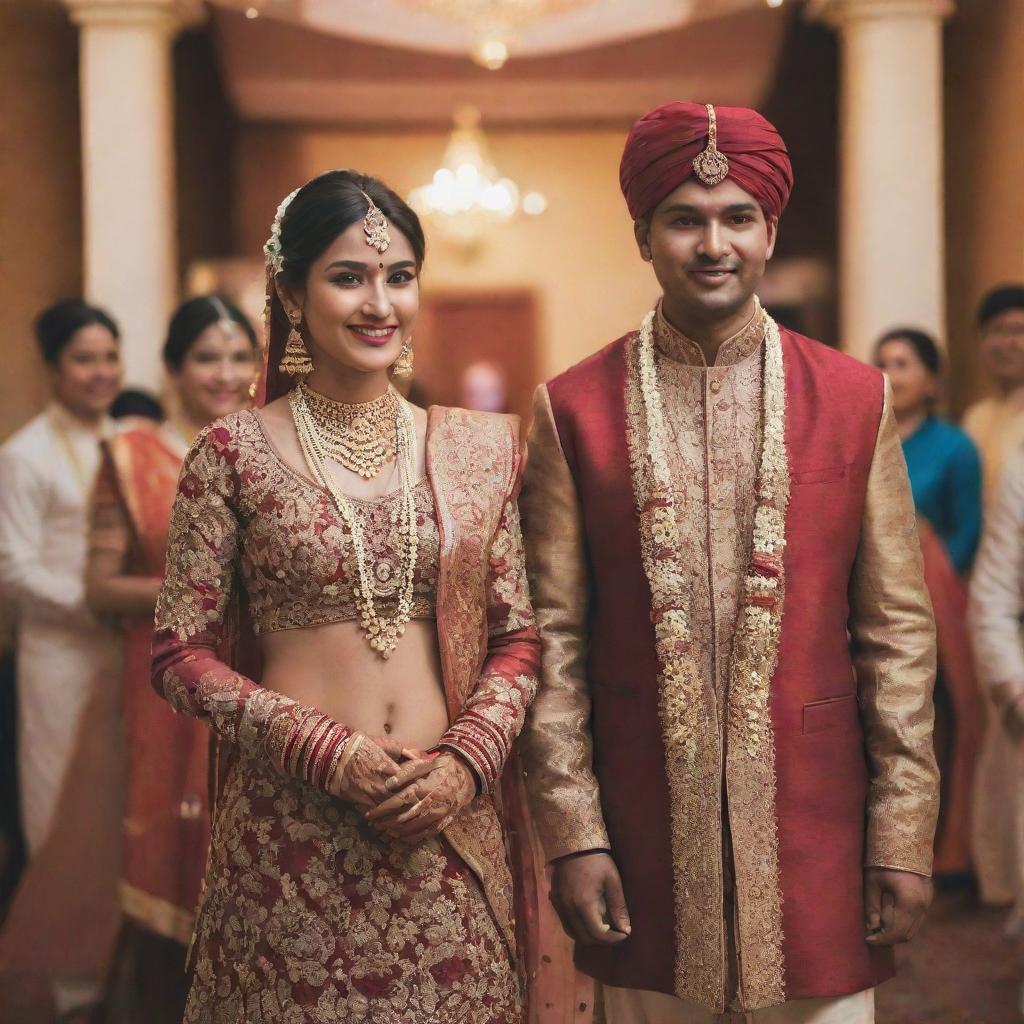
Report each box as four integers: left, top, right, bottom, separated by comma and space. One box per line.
810, 0, 954, 361
63, 0, 199, 390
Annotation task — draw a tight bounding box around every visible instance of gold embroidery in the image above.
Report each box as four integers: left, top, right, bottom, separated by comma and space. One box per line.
427, 406, 537, 945
626, 316, 723, 1008
625, 306, 788, 1008
154, 408, 537, 997
184, 754, 521, 1023
721, 315, 788, 1006
429, 408, 523, 709
156, 412, 440, 639
520, 385, 612, 860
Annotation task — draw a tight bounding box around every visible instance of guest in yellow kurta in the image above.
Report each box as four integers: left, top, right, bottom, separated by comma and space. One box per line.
962, 286, 1024, 508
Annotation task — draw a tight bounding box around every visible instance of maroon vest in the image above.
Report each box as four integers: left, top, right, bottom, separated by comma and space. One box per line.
545, 327, 894, 1002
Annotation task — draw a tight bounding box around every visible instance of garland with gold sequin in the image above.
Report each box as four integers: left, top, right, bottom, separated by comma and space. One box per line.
289, 384, 419, 658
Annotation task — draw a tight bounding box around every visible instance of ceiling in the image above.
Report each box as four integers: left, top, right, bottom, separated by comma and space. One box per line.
206, 0, 793, 128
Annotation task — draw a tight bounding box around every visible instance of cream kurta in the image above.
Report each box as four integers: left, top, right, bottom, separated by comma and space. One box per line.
0, 403, 118, 850
968, 448, 1024, 920
963, 393, 1024, 906
653, 306, 763, 714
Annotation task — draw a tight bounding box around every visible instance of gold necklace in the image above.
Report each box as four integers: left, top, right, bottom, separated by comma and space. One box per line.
298, 382, 398, 479
289, 385, 419, 658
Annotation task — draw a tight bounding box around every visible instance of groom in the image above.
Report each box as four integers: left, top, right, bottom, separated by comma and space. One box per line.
520, 101, 938, 1022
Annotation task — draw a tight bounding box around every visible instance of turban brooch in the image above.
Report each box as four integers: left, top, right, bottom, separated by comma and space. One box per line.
620, 101, 794, 222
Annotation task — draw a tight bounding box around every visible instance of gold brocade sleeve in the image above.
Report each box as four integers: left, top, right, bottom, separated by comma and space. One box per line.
849, 379, 939, 876
519, 384, 611, 861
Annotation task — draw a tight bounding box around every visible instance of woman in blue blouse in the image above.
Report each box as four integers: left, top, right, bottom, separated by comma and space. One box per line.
876, 327, 983, 877
876, 328, 981, 571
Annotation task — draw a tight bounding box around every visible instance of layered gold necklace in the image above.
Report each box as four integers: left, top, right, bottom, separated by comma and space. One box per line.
290, 383, 419, 658
298, 382, 399, 480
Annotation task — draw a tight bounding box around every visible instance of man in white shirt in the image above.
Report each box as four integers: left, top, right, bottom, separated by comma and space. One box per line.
0, 298, 122, 1021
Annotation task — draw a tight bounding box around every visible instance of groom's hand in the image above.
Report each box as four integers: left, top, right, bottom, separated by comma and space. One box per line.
551, 850, 632, 946
864, 867, 932, 945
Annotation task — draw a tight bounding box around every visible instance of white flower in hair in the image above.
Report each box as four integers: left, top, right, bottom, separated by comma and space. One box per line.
263, 187, 301, 274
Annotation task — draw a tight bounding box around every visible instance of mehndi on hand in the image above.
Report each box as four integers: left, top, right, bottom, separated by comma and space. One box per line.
364, 750, 476, 840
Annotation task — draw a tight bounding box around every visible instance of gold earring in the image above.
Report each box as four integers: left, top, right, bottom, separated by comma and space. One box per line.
392, 336, 413, 378
279, 310, 313, 376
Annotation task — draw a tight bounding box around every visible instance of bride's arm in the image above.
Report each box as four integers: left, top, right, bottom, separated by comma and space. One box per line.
151, 423, 393, 795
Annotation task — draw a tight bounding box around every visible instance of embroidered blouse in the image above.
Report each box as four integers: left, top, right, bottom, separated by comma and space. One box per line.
152, 408, 533, 796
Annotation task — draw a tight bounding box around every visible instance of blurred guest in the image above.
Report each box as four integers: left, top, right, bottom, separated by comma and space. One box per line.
969, 450, 1024, 929
458, 360, 508, 413
86, 296, 259, 1023
0, 610, 21, 921
109, 387, 165, 429
962, 285, 1024, 908
963, 285, 1024, 507
876, 328, 984, 877
0, 299, 123, 1022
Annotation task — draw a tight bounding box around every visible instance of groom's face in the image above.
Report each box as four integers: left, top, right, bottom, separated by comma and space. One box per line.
635, 178, 777, 325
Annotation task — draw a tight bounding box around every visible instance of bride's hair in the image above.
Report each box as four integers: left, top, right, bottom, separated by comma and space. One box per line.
275, 169, 425, 288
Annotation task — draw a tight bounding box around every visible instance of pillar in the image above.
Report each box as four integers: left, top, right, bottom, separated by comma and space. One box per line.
810, 0, 954, 360
63, 0, 199, 389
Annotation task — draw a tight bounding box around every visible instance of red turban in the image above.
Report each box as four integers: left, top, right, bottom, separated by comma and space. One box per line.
619, 101, 793, 222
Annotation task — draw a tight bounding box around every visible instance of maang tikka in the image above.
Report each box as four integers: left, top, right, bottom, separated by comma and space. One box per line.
361, 190, 391, 254
279, 308, 313, 376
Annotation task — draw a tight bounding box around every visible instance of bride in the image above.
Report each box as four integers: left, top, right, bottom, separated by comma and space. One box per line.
151, 169, 539, 1023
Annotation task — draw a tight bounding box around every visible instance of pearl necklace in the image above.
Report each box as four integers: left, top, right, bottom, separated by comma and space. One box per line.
289, 384, 419, 658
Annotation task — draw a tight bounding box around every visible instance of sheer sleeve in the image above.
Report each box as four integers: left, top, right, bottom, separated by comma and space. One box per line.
435, 449, 541, 794
151, 423, 353, 790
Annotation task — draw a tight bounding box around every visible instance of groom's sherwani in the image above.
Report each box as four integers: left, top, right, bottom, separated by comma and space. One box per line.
520, 306, 938, 1013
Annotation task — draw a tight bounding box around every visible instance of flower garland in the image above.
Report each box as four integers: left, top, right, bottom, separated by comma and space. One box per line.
626, 302, 789, 1006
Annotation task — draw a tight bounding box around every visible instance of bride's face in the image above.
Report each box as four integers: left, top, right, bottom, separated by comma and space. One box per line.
284, 219, 420, 379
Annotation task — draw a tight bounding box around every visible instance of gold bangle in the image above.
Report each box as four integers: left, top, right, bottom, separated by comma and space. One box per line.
332, 732, 366, 790
321, 729, 351, 791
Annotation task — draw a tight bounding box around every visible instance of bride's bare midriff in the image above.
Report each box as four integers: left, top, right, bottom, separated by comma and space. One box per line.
260, 618, 449, 752
253, 399, 446, 751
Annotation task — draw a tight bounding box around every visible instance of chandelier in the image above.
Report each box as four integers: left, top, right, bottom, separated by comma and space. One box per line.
400, 0, 596, 69
408, 107, 546, 246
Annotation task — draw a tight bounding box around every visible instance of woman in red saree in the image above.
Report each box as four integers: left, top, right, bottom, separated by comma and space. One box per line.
150, 170, 540, 1023
86, 295, 260, 1020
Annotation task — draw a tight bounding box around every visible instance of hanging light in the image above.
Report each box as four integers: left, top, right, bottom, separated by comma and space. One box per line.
409, 107, 546, 245
400, 0, 596, 69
